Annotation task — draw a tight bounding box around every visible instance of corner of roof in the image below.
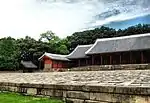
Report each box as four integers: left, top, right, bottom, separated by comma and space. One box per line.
67, 45, 79, 57
85, 39, 99, 54
38, 52, 47, 60
77, 44, 93, 47
67, 44, 93, 57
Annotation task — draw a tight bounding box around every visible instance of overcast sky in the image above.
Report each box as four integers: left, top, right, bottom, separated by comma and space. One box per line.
0, 0, 149, 39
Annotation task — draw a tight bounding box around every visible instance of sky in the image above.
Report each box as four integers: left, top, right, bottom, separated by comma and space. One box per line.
0, 0, 150, 39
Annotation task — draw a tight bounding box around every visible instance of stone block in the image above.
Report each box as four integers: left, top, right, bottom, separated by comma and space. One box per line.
85, 100, 101, 103
66, 98, 84, 103
53, 90, 63, 97
63, 85, 83, 91
17, 87, 27, 93
40, 89, 47, 95
111, 93, 131, 103
63, 91, 67, 98
40, 89, 54, 96
46, 89, 51, 96
90, 92, 113, 102
85, 85, 115, 93
8, 86, 18, 92
37, 88, 63, 97
67, 91, 90, 99
0, 86, 7, 91
27, 88, 37, 95
130, 96, 150, 103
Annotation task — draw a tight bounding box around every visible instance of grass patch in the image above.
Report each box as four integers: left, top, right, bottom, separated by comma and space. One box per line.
0, 92, 64, 103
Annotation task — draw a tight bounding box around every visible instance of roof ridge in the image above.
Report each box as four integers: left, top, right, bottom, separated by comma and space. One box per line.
96, 33, 150, 42
77, 44, 93, 47
45, 52, 67, 57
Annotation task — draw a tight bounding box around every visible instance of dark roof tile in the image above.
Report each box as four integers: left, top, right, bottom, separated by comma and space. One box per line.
67, 44, 93, 59
21, 61, 37, 69
86, 33, 150, 54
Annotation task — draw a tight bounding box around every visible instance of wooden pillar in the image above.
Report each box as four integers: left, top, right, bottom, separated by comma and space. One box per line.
130, 52, 132, 64
120, 53, 122, 64
39, 60, 41, 70
56, 61, 58, 69
51, 61, 53, 68
92, 55, 94, 65
110, 55, 112, 65
86, 59, 88, 66
141, 51, 144, 63
78, 60, 81, 67
101, 55, 103, 65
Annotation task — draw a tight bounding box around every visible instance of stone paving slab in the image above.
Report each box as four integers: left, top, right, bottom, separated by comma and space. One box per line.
0, 70, 150, 87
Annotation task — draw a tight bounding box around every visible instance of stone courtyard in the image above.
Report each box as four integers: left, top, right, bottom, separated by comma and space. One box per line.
1, 70, 150, 103
0, 70, 150, 87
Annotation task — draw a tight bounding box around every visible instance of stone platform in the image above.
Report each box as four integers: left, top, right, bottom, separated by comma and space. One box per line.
0, 70, 150, 86
0, 70, 150, 103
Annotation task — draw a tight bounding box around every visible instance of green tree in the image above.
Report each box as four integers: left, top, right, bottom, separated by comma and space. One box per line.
39, 31, 69, 54
0, 37, 20, 70
67, 24, 150, 51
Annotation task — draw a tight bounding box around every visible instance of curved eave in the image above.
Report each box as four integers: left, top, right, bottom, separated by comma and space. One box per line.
67, 44, 93, 59
38, 52, 70, 61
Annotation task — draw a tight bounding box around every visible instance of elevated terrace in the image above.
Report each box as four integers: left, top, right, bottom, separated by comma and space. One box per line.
0, 70, 150, 102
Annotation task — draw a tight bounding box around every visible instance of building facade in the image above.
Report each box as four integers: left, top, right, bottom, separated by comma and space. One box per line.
85, 33, 150, 65
39, 33, 150, 71
39, 53, 70, 71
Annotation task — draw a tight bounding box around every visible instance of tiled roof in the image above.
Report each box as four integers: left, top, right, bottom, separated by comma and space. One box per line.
21, 61, 37, 69
86, 33, 150, 54
39, 52, 70, 61
67, 44, 93, 59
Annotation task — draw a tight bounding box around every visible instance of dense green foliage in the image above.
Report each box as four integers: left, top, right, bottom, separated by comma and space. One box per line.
0, 37, 20, 70
67, 24, 150, 51
0, 92, 63, 103
0, 24, 149, 70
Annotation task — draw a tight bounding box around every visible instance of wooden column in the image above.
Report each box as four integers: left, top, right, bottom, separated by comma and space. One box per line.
101, 55, 103, 65
39, 60, 41, 70
86, 59, 88, 66
78, 60, 81, 67
119, 53, 122, 64
130, 52, 132, 64
141, 51, 144, 63
56, 61, 58, 68
110, 55, 112, 65
92, 55, 94, 65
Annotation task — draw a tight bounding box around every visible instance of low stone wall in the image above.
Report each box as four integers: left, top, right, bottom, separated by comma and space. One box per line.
69, 64, 150, 71
0, 70, 23, 73
42, 64, 150, 72
0, 82, 150, 103
0, 70, 150, 103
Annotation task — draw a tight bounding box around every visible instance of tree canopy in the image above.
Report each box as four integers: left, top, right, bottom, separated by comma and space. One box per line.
0, 37, 20, 70
0, 24, 149, 70
67, 24, 150, 51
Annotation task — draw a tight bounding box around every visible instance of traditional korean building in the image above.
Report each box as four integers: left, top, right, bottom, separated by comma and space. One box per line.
21, 61, 37, 72
86, 33, 150, 65
38, 52, 70, 71
67, 44, 93, 67
39, 33, 150, 71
